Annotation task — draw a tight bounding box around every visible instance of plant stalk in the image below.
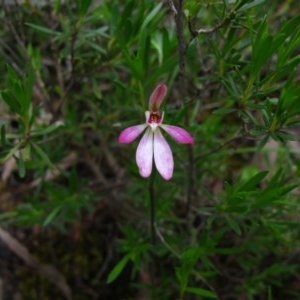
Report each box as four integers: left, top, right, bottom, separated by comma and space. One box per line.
149, 169, 156, 244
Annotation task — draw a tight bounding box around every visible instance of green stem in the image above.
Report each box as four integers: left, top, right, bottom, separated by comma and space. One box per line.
149, 169, 156, 244
241, 77, 254, 105
270, 116, 278, 133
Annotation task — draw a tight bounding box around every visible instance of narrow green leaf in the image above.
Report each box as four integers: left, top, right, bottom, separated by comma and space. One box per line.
239, 0, 265, 11
140, 2, 163, 32
26, 23, 60, 36
276, 131, 300, 142
107, 254, 130, 284
1, 125, 6, 146
12, 81, 26, 115
87, 41, 107, 55
120, 47, 142, 79
146, 55, 178, 85
76, 0, 92, 17
225, 215, 242, 235
43, 205, 63, 227
268, 285, 273, 300
250, 126, 267, 137
22, 144, 31, 161
252, 35, 273, 77
241, 110, 259, 125
213, 107, 236, 116
0, 141, 22, 163
185, 287, 217, 298
238, 171, 268, 192
15, 154, 26, 178
176, 267, 188, 292
280, 14, 300, 37
31, 122, 63, 136
151, 31, 163, 65
250, 17, 274, 78
30, 141, 54, 168
267, 168, 283, 189
6, 63, 18, 80
137, 27, 149, 71
1, 91, 21, 114
257, 134, 269, 150
24, 65, 34, 114
117, 0, 135, 36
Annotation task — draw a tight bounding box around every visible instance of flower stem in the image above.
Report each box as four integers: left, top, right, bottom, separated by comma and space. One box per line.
149, 169, 156, 245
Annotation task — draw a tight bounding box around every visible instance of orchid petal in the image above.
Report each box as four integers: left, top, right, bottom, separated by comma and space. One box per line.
149, 84, 167, 112
118, 124, 147, 144
154, 128, 173, 180
160, 125, 194, 144
136, 127, 153, 178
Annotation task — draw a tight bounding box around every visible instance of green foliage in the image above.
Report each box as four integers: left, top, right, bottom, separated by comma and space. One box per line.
1, 64, 33, 118
0, 0, 300, 299
0, 63, 62, 176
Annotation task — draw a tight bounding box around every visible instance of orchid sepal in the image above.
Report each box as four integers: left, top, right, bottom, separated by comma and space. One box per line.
118, 124, 147, 144
160, 125, 194, 144
149, 84, 167, 112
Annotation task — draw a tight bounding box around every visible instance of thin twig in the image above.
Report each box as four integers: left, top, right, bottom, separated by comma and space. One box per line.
155, 225, 181, 258
174, 0, 187, 94
173, 0, 195, 215
188, 16, 228, 36
187, 4, 237, 46
168, 0, 177, 15
0, 227, 72, 300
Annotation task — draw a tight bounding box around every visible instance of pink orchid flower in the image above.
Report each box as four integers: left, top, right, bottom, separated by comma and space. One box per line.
118, 84, 194, 180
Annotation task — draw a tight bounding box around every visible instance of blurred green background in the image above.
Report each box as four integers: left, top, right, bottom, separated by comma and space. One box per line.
0, 0, 300, 299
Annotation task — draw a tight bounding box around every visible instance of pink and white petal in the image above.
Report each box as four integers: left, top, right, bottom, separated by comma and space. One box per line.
149, 84, 167, 112
118, 124, 147, 144
160, 125, 194, 144
154, 129, 174, 180
136, 128, 153, 178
